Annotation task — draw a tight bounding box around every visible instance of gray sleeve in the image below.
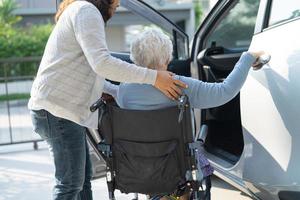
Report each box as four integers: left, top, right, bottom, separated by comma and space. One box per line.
72, 6, 157, 85
180, 52, 256, 109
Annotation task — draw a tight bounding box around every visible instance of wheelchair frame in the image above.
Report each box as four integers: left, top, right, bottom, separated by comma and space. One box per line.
87, 96, 211, 200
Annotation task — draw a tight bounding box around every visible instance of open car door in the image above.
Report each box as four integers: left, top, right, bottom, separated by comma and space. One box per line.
190, 0, 260, 194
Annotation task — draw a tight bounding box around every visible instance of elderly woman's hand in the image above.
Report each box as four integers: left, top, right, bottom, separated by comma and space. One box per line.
249, 51, 271, 70
154, 71, 188, 100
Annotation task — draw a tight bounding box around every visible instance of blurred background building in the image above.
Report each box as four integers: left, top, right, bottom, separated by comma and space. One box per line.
14, 0, 217, 51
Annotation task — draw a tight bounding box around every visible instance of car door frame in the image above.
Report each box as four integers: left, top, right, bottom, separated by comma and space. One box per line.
189, 0, 239, 134
190, 0, 238, 80
190, 0, 263, 197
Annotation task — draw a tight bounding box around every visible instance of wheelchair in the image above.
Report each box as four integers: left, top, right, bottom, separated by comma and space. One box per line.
87, 95, 212, 200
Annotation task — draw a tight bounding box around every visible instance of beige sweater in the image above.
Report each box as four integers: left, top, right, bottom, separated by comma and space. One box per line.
28, 1, 157, 129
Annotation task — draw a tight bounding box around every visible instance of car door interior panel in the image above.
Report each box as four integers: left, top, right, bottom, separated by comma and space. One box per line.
197, 48, 244, 164
191, 0, 260, 167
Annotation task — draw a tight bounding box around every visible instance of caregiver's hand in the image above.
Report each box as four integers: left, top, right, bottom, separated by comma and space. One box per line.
154, 71, 188, 100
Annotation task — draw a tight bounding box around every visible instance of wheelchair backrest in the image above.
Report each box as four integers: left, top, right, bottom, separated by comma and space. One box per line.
98, 101, 195, 195
100, 104, 193, 143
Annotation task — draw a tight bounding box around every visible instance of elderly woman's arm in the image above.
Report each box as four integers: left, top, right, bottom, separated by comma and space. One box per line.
181, 52, 256, 109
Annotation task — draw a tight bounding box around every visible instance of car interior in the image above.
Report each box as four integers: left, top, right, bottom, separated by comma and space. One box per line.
191, 0, 260, 166
197, 46, 245, 165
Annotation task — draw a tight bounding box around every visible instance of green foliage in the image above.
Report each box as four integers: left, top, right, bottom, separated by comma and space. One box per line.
0, 0, 53, 59
0, 93, 30, 101
0, 24, 52, 79
0, 0, 53, 77
0, 24, 53, 58
194, 1, 203, 29
0, 0, 21, 26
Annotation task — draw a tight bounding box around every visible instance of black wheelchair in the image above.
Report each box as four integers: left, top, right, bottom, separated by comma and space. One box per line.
87, 95, 212, 200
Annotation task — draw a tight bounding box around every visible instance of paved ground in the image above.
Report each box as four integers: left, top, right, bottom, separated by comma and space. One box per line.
0, 143, 252, 200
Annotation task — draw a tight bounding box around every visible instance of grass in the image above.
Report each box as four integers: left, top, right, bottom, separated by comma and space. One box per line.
0, 93, 30, 102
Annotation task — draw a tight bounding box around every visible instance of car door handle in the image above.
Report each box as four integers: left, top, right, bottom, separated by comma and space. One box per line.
253, 54, 271, 70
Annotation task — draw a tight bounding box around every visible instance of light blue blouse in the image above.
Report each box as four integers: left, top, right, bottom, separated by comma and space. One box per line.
115, 52, 256, 110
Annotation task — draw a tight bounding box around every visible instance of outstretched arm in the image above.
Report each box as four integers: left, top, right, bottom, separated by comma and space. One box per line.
181, 52, 257, 109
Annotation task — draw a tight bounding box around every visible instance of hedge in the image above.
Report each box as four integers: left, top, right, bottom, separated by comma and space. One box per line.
0, 24, 53, 58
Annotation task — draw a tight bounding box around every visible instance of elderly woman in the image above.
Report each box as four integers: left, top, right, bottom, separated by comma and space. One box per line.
110, 29, 263, 111
106, 29, 263, 200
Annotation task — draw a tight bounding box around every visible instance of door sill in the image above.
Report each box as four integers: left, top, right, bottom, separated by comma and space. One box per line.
203, 150, 235, 170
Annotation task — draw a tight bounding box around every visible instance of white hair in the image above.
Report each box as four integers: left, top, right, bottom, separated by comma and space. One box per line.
130, 29, 173, 70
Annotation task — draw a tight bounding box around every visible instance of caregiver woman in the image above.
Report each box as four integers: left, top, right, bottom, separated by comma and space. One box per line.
28, 0, 187, 199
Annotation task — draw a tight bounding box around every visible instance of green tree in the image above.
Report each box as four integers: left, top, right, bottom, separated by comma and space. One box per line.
0, 0, 21, 26
0, 0, 53, 59
194, 0, 203, 30
0, 0, 53, 77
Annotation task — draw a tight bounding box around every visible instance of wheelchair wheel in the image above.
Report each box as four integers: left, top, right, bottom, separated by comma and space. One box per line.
193, 176, 212, 200
189, 190, 211, 200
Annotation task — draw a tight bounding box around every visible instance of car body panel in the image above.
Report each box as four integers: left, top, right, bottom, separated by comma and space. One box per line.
190, 0, 248, 183
240, 17, 300, 200
190, 0, 300, 199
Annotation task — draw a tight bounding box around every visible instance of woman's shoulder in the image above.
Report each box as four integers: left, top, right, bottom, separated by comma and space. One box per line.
67, 1, 99, 14
64, 1, 103, 26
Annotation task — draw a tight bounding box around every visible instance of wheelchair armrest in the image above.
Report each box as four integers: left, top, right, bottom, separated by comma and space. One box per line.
195, 124, 208, 144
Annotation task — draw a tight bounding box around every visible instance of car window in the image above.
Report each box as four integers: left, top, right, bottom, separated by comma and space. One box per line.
106, 4, 188, 60
116, 1, 189, 61
175, 32, 189, 60
268, 0, 300, 27
205, 0, 260, 50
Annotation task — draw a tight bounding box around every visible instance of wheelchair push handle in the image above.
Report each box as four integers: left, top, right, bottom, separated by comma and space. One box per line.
90, 98, 106, 112
178, 95, 189, 123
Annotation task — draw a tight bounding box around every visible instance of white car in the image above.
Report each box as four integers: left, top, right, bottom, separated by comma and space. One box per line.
88, 0, 300, 199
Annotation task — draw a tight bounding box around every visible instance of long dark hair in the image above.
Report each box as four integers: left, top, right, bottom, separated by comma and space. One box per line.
55, 0, 114, 23
86, 0, 114, 22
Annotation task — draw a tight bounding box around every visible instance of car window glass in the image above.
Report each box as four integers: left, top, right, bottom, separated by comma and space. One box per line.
106, 7, 173, 53
106, 5, 187, 60
175, 32, 189, 60
205, 0, 260, 50
268, 0, 300, 27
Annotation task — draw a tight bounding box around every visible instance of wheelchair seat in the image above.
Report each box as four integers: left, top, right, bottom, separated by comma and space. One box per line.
87, 96, 212, 200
